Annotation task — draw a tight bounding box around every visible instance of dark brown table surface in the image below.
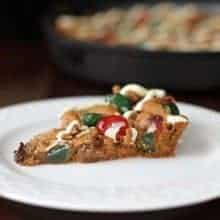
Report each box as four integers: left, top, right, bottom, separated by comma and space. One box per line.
1, 41, 220, 220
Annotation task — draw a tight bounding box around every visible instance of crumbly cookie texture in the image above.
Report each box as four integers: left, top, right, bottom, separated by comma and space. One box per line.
15, 84, 189, 166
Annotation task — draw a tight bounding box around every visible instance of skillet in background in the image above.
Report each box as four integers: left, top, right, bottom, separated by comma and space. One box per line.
43, 0, 220, 91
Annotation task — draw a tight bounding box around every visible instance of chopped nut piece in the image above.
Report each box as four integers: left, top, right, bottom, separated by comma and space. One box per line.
112, 85, 121, 94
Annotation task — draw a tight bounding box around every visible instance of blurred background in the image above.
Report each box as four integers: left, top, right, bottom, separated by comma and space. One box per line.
1, 0, 216, 39
0, 0, 219, 107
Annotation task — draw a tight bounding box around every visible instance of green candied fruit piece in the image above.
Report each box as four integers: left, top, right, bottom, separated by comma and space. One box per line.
163, 102, 180, 115
138, 132, 155, 153
82, 113, 102, 127
109, 94, 132, 113
47, 144, 71, 163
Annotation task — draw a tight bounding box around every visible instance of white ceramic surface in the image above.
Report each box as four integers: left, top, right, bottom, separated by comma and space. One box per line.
0, 97, 219, 212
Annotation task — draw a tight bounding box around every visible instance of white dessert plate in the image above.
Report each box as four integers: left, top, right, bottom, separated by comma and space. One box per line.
0, 96, 219, 212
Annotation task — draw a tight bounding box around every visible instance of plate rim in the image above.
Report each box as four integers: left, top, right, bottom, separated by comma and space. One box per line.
0, 189, 218, 213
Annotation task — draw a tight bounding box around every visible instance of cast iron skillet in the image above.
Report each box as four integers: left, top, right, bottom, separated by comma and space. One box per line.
43, 1, 220, 90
